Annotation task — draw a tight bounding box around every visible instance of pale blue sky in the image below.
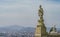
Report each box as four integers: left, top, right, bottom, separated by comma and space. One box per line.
0, 0, 60, 27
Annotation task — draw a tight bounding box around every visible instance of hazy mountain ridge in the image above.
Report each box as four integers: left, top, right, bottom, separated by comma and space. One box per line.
0, 25, 35, 32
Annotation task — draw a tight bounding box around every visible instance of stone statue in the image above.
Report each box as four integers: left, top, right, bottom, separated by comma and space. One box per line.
50, 24, 56, 32
38, 5, 43, 18
35, 5, 47, 37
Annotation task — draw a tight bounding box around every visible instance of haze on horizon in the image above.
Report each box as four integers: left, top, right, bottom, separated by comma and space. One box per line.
0, 0, 60, 28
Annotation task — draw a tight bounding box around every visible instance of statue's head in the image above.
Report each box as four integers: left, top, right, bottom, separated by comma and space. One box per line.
40, 5, 42, 8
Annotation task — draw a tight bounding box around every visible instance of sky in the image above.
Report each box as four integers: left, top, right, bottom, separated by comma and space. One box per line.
0, 0, 60, 27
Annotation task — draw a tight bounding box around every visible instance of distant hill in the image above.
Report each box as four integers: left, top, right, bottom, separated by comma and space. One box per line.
0, 25, 24, 32
0, 25, 35, 33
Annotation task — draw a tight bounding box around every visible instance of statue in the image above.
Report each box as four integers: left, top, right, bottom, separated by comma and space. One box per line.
35, 5, 47, 37
50, 24, 57, 32
38, 5, 43, 18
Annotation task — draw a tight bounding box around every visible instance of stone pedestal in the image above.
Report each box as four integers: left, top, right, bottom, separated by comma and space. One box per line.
35, 20, 47, 37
